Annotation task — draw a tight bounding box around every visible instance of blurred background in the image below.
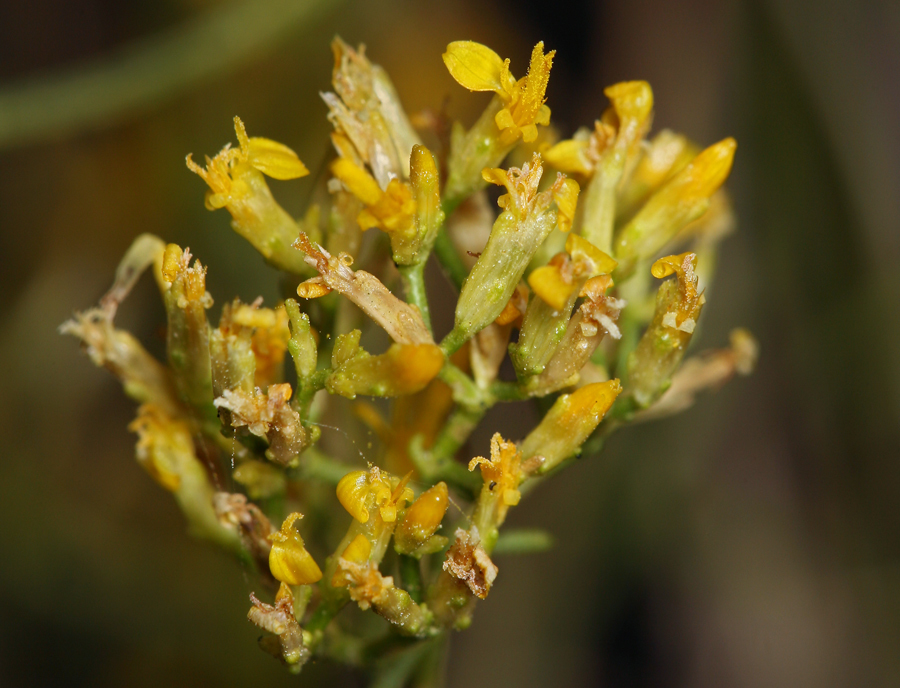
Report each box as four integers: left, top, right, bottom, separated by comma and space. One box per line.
1, 0, 898, 685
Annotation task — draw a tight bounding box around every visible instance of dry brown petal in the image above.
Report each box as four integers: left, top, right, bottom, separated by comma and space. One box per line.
248, 589, 309, 666
214, 384, 306, 464
634, 328, 758, 421
214, 492, 275, 568
293, 233, 433, 345
443, 527, 498, 600
334, 559, 393, 610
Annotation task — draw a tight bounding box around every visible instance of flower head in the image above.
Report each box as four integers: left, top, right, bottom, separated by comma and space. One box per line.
186, 117, 311, 274
336, 466, 414, 524
469, 433, 523, 533
186, 116, 308, 209
444, 41, 554, 145
268, 513, 323, 586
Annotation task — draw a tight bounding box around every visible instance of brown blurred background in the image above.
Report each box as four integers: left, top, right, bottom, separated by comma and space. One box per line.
1, 0, 899, 686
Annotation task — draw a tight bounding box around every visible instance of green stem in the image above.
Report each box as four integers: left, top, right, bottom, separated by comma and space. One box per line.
306, 597, 344, 634
489, 380, 528, 402
295, 369, 328, 419
399, 555, 423, 603
370, 638, 440, 688
432, 228, 468, 291
398, 262, 432, 333
439, 326, 469, 358
429, 406, 484, 463
437, 362, 484, 409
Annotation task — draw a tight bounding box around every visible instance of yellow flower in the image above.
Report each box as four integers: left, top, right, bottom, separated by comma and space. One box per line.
331, 157, 416, 235
186, 116, 308, 210
443, 41, 554, 146
469, 433, 523, 533
293, 233, 434, 346
129, 403, 194, 491
528, 234, 617, 311
185, 117, 311, 274
614, 138, 736, 275
268, 513, 323, 586
336, 467, 414, 524
519, 380, 622, 474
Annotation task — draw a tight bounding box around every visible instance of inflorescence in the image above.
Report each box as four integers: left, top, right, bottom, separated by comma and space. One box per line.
62, 37, 757, 679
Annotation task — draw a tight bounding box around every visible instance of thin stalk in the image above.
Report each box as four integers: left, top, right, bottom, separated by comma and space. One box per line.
398, 262, 432, 333
432, 228, 468, 291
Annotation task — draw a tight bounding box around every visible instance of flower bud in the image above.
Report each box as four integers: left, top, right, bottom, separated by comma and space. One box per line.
449, 156, 567, 351
395, 482, 449, 556
284, 299, 318, 381
519, 380, 622, 474
327, 343, 444, 399
614, 138, 736, 276
524, 275, 624, 396
615, 129, 697, 221
268, 513, 323, 586
512, 235, 617, 380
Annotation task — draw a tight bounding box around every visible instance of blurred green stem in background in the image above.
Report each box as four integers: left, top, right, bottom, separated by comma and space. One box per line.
0, 0, 345, 149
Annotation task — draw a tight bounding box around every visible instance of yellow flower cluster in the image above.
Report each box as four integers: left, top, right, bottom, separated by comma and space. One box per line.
63, 35, 755, 680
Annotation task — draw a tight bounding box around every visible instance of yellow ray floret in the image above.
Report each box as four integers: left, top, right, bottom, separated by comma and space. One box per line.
268, 513, 323, 586
186, 117, 308, 210
444, 41, 555, 145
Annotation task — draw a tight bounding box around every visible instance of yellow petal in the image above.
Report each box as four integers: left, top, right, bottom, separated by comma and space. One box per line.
565, 234, 617, 274
331, 157, 383, 206
603, 80, 654, 128
442, 41, 506, 93
269, 542, 323, 585
247, 137, 310, 180
341, 533, 372, 563
337, 470, 371, 523
544, 138, 592, 176
268, 513, 323, 585
680, 137, 737, 199
552, 177, 580, 232
481, 166, 509, 188
528, 265, 573, 311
